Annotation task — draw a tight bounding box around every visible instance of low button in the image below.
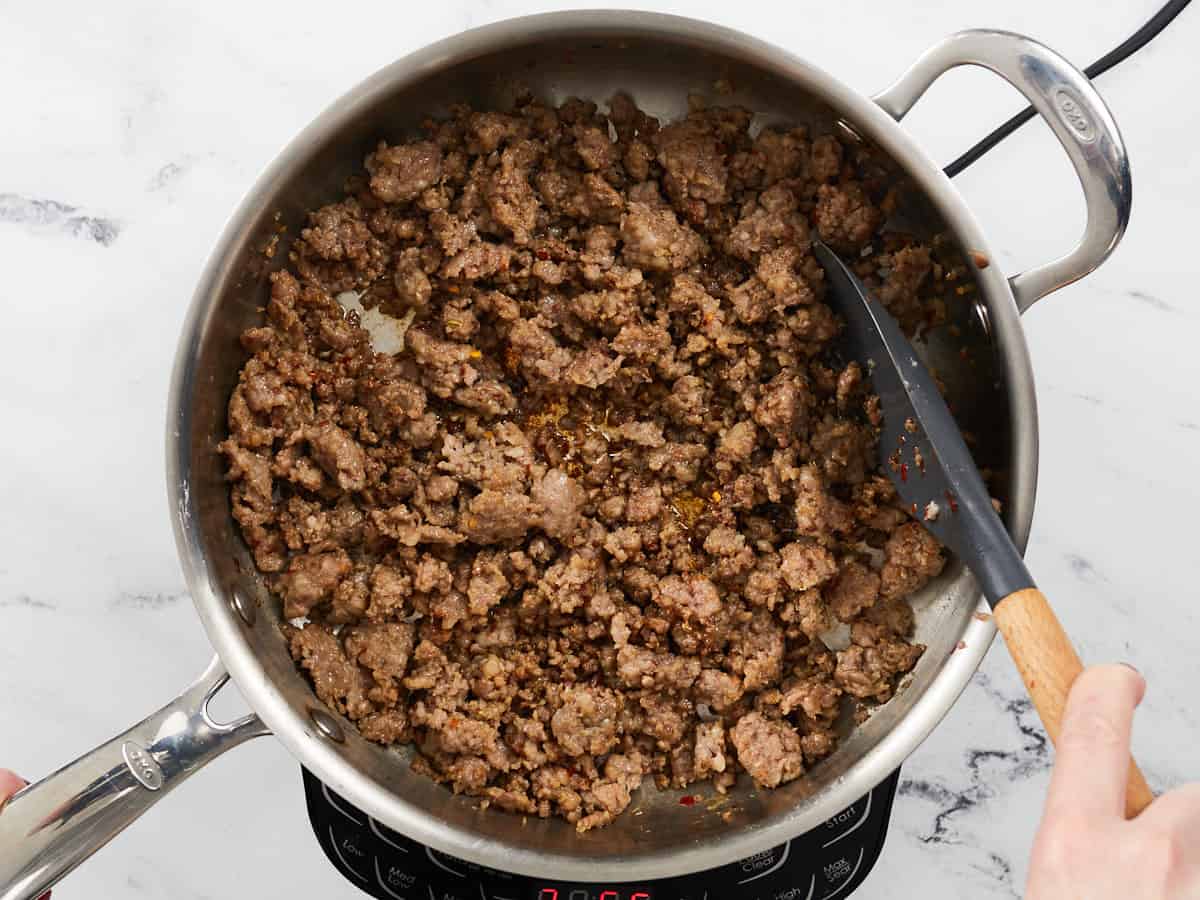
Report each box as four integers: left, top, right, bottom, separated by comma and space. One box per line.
326, 823, 371, 883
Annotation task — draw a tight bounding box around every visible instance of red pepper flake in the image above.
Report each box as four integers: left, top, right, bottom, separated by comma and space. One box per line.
679, 795, 696, 807
945, 490, 959, 512
900, 463, 909, 482
910, 502, 918, 516
959, 348, 969, 360
535, 249, 550, 260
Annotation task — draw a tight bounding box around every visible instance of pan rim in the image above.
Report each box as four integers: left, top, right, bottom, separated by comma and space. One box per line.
167, 9, 1034, 881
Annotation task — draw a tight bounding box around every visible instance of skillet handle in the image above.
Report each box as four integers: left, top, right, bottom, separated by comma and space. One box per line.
873, 29, 1131, 313
0, 656, 268, 900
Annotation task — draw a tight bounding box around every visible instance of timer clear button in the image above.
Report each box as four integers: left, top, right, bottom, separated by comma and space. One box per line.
736, 841, 792, 884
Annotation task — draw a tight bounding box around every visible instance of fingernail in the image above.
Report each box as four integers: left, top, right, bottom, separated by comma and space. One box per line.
1119, 662, 1141, 676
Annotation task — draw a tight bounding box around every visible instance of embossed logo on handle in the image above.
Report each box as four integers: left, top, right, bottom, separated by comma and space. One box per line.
122, 741, 164, 791
1053, 88, 1096, 143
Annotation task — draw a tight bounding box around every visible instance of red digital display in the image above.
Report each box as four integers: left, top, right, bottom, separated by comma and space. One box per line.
533, 890, 651, 900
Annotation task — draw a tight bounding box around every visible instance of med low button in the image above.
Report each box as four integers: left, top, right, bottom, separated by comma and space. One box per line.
372, 858, 422, 900
736, 841, 792, 884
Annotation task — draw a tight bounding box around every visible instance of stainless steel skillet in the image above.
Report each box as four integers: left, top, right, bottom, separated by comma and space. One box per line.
0, 12, 1129, 899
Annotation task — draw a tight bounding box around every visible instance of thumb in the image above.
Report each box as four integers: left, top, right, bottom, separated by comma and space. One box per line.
0, 770, 51, 899
0, 768, 26, 803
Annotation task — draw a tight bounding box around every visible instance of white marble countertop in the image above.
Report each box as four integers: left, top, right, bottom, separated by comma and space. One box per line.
2, 1, 1198, 897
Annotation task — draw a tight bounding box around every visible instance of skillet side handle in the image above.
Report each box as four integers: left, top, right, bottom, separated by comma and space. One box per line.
993, 588, 1155, 818
0, 656, 267, 900
873, 29, 1131, 313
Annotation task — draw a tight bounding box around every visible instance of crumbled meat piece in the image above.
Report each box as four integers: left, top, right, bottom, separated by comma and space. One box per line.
694, 720, 727, 777
694, 668, 744, 711
656, 575, 722, 621
617, 645, 701, 691
306, 424, 367, 492
393, 249, 432, 311
826, 560, 881, 622
810, 135, 843, 183
367, 141, 442, 204
573, 123, 618, 171
779, 542, 838, 591
730, 712, 805, 788
880, 245, 933, 327
815, 182, 881, 252
834, 639, 923, 702
531, 468, 585, 539
551, 686, 622, 756
461, 490, 540, 543
880, 522, 945, 600
626, 484, 663, 523
754, 372, 808, 444
287, 624, 372, 719
653, 117, 729, 205
486, 141, 541, 244
225, 95, 941, 831
466, 558, 509, 615
278, 550, 352, 618
344, 622, 416, 682
717, 420, 757, 462
731, 612, 785, 691
619, 202, 707, 273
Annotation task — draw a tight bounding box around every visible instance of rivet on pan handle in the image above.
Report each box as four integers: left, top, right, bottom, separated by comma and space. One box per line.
0, 656, 268, 900
873, 29, 1131, 313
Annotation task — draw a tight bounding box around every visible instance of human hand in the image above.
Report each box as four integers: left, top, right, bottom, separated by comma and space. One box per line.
1027, 665, 1200, 898
0, 770, 50, 900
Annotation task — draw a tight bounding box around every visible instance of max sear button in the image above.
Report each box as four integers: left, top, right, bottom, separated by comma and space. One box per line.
736, 841, 792, 884
818, 848, 866, 899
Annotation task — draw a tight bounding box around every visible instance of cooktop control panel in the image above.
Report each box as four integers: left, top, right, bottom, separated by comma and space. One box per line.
303, 767, 899, 900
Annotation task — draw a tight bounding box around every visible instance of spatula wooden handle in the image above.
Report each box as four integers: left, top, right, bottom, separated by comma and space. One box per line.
993, 587, 1155, 818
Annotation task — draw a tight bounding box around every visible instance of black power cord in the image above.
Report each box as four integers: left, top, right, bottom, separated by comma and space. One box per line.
944, 0, 1193, 177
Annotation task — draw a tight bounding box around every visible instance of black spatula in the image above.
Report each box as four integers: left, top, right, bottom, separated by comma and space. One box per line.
813, 240, 1153, 818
